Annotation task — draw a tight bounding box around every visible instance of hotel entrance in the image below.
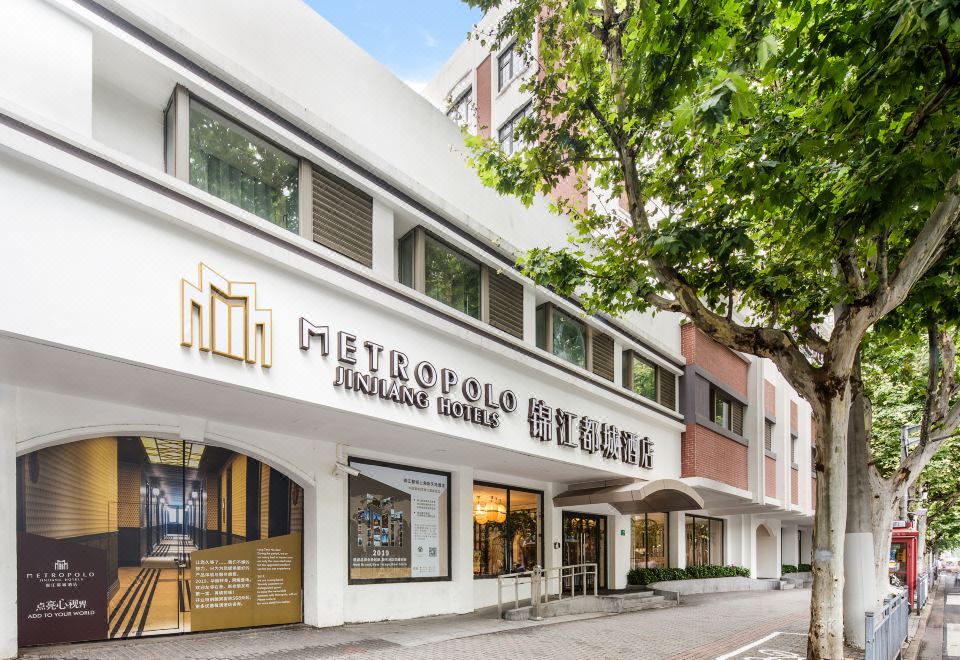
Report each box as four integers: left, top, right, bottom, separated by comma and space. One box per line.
15, 436, 304, 647
561, 512, 606, 592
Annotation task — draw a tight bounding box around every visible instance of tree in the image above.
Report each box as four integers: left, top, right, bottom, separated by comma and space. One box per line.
861, 308, 959, 607
463, 0, 960, 656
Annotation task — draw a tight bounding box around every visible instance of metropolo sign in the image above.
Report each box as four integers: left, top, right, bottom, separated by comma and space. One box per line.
299, 317, 653, 470
177, 263, 651, 469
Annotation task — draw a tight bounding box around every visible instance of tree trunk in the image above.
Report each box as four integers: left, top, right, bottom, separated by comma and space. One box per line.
871, 481, 899, 602
843, 385, 877, 648
808, 387, 851, 660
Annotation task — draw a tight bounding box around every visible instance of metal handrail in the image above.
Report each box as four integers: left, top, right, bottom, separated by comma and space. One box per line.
497, 563, 598, 618
916, 571, 929, 611
865, 590, 909, 660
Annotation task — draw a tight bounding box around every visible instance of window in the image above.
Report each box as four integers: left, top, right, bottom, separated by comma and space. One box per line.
473, 483, 542, 577
498, 103, 531, 155
764, 420, 774, 451
177, 97, 300, 233
497, 44, 516, 90
710, 387, 744, 435
536, 303, 587, 368
685, 515, 724, 566
791, 434, 798, 464
447, 87, 472, 126
631, 513, 669, 569
398, 228, 481, 319
632, 356, 658, 400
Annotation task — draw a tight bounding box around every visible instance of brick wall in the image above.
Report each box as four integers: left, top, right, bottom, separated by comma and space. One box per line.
764, 380, 776, 417
764, 455, 777, 498
681, 324, 748, 397
790, 401, 798, 435
550, 168, 588, 212
476, 55, 491, 137
791, 468, 799, 505
681, 424, 748, 490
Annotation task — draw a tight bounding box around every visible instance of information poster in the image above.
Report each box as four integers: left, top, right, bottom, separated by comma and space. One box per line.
191, 532, 302, 632
17, 533, 109, 646
348, 459, 449, 582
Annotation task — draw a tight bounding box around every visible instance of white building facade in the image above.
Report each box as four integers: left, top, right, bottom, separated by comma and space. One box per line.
0, 0, 812, 656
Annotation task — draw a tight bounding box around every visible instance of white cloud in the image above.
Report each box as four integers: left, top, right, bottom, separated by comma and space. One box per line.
420, 29, 438, 48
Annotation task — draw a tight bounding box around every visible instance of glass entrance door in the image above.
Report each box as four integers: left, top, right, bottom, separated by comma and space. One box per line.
562, 512, 606, 592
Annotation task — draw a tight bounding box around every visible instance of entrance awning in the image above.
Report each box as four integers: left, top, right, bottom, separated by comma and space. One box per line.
553, 478, 704, 514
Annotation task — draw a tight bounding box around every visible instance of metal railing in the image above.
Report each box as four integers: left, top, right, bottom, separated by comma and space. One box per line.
497, 563, 598, 619
865, 590, 909, 660
916, 570, 929, 611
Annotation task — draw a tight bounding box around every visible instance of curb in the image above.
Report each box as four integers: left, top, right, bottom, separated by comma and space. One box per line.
904, 578, 939, 660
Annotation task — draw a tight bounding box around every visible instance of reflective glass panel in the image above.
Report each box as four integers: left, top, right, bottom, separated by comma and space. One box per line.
188, 100, 299, 233
551, 308, 586, 368
424, 235, 481, 319
632, 358, 657, 400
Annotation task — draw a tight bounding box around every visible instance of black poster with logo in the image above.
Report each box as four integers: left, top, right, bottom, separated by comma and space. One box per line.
18, 533, 108, 646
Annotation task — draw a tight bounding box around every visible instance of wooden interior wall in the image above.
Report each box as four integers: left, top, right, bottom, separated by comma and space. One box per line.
290, 482, 303, 533
260, 464, 270, 540
23, 437, 118, 539
205, 473, 218, 531
116, 462, 141, 528
229, 454, 246, 539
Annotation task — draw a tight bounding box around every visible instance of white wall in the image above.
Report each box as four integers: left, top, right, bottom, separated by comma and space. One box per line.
0, 0, 92, 136
92, 77, 165, 171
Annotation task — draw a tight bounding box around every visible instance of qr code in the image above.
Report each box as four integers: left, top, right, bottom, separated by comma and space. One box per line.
428, 547, 437, 557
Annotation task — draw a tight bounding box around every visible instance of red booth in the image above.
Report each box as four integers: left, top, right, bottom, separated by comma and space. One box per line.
890, 522, 920, 608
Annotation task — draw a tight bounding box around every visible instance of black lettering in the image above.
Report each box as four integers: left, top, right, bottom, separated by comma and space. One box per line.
462, 377, 481, 402
391, 350, 410, 381
500, 390, 517, 413
415, 361, 438, 388
338, 332, 357, 364
441, 368, 459, 394
364, 341, 384, 371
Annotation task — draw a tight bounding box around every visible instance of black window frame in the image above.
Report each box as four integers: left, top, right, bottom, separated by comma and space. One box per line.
684, 514, 725, 567
497, 44, 516, 90
447, 86, 472, 126
497, 102, 531, 155
630, 512, 671, 570
472, 481, 544, 579
764, 419, 774, 451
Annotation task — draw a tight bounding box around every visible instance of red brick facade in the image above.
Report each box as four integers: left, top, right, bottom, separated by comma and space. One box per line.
764, 380, 776, 417
764, 455, 777, 498
790, 401, 798, 435
475, 55, 491, 138
791, 467, 799, 505
681, 324, 748, 397
681, 424, 748, 490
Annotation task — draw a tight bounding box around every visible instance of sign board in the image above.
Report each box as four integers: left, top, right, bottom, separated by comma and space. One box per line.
191, 532, 302, 632
17, 533, 108, 646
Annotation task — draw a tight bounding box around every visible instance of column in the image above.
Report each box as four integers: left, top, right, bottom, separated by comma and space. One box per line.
610, 514, 631, 589
669, 511, 686, 569
303, 441, 344, 628
451, 465, 474, 613
781, 524, 800, 567
0, 385, 18, 659
370, 200, 395, 280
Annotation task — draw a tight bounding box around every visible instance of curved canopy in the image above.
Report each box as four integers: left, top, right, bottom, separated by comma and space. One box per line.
553, 478, 704, 514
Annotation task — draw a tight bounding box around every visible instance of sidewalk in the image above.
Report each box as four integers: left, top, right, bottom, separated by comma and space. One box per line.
21, 589, 811, 660
912, 572, 960, 660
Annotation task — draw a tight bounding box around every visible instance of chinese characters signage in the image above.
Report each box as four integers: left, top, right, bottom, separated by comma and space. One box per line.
17, 533, 108, 646
348, 459, 450, 583
528, 398, 654, 468
191, 533, 302, 632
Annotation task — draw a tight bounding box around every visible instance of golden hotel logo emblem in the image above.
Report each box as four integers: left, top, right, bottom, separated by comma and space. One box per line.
181, 263, 272, 368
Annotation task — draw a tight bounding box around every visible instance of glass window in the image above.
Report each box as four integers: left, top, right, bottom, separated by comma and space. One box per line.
685, 514, 724, 566
791, 434, 798, 463
447, 88, 472, 127
632, 357, 658, 400
498, 103, 531, 155
551, 307, 586, 368
631, 512, 668, 569
187, 100, 299, 233
498, 45, 515, 90
535, 305, 547, 350
473, 483, 541, 577
764, 420, 774, 451
423, 235, 481, 319
398, 231, 415, 287
712, 389, 731, 429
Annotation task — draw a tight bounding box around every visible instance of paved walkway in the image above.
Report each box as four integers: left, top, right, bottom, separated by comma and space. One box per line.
21, 589, 811, 660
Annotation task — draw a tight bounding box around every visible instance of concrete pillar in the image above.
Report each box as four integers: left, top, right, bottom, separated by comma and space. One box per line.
544, 489, 562, 596
304, 441, 344, 628
747, 359, 764, 502
451, 464, 474, 612
610, 514, 631, 589
0, 386, 18, 658
370, 199, 395, 280
669, 511, 686, 569
522, 285, 537, 345
799, 528, 812, 564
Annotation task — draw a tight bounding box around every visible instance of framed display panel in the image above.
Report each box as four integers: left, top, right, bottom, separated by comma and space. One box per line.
347, 458, 451, 584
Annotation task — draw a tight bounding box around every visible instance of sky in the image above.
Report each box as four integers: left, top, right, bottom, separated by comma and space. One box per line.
304, 1, 483, 93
